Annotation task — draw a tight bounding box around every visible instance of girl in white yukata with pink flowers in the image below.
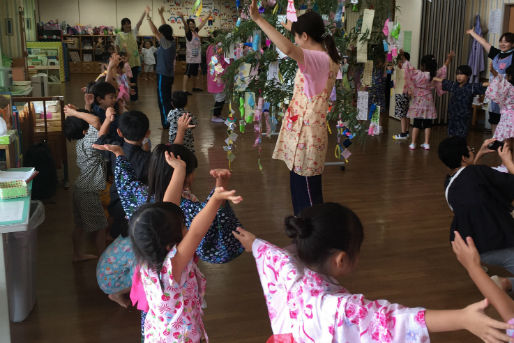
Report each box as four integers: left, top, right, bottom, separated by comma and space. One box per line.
128, 152, 242, 343
233, 203, 513, 343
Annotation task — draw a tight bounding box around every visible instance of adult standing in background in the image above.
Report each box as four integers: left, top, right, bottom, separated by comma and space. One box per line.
148, 7, 177, 129
179, 10, 211, 95
116, 8, 146, 101
467, 28, 514, 135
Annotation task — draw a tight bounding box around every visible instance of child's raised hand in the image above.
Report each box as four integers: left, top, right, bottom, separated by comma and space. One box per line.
177, 113, 196, 131
210, 169, 231, 188
164, 151, 186, 170
448, 50, 456, 59
64, 105, 77, 117
232, 227, 256, 252
212, 186, 242, 204
145, 5, 151, 15
460, 299, 513, 342
105, 107, 116, 122
466, 28, 474, 35
451, 231, 481, 272
249, 0, 260, 21
92, 144, 125, 157
281, 20, 292, 32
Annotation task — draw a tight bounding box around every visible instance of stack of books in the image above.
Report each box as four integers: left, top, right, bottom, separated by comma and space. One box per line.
0, 168, 37, 199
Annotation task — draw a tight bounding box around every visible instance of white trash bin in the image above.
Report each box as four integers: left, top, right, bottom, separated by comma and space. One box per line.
5, 200, 45, 322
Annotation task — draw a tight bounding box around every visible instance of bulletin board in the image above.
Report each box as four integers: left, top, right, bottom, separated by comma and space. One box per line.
163, 0, 238, 36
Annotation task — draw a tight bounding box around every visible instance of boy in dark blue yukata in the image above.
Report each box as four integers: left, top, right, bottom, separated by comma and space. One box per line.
434, 65, 488, 138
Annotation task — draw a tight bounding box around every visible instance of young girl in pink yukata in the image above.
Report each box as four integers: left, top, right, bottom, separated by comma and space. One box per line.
403, 51, 453, 151
128, 153, 242, 343
232, 203, 513, 343
249, 0, 341, 216
486, 63, 514, 145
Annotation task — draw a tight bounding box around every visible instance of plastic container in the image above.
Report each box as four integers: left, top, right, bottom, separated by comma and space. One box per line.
5, 200, 45, 322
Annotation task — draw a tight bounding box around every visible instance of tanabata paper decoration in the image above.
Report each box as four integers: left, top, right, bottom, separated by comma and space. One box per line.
391, 23, 401, 40
236, 0, 240, 9
382, 40, 389, 53
391, 45, 398, 57
382, 18, 390, 36
239, 97, 245, 119
234, 63, 252, 91
193, 0, 203, 17
286, 0, 297, 22
273, 3, 279, 15
361, 60, 373, 87
335, 1, 344, 27
361, 9, 375, 35
252, 30, 261, 51
356, 91, 368, 120
236, 18, 241, 28
357, 34, 368, 63
245, 92, 256, 123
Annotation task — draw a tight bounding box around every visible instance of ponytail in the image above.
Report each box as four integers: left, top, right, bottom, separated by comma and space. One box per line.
322, 33, 342, 64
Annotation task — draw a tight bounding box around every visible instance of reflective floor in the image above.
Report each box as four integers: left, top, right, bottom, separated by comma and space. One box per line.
10, 75, 508, 342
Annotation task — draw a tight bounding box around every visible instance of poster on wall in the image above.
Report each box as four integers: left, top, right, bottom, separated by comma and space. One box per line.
164, 0, 238, 36
488, 9, 502, 35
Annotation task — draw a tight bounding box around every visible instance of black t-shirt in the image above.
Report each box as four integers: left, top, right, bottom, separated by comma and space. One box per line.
488, 46, 514, 60
186, 27, 199, 41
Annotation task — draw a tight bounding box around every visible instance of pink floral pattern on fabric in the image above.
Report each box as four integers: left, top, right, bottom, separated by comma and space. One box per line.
141, 246, 207, 343
252, 239, 430, 343
403, 61, 447, 120
486, 76, 514, 141
272, 50, 340, 177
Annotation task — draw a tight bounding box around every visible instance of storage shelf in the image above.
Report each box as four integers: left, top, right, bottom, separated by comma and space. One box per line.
28, 66, 61, 70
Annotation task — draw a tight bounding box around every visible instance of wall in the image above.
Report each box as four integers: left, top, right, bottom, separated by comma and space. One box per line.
395, 0, 423, 67
37, 0, 237, 36
0, 0, 37, 59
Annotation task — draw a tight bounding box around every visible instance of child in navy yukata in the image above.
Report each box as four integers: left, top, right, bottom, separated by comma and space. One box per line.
168, 91, 198, 152
434, 65, 488, 138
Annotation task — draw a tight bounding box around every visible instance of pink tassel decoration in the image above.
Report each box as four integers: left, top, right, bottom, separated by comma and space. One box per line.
286, 0, 297, 22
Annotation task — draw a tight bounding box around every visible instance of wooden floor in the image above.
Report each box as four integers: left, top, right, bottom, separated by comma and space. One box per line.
9, 75, 510, 342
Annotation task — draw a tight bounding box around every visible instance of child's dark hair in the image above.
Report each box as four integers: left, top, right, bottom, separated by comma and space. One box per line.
438, 136, 470, 169
420, 54, 438, 80
291, 11, 341, 64
284, 203, 364, 270
85, 81, 96, 94
506, 65, 514, 86
499, 32, 514, 44
93, 82, 116, 102
403, 52, 410, 61
118, 111, 149, 141
63, 115, 89, 141
121, 18, 131, 26
117, 61, 125, 70
147, 144, 198, 202
172, 91, 188, 109
159, 24, 174, 41
118, 51, 127, 58
456, 65, 472, 77
187, 19, 196, 27
129, 202, 185, 272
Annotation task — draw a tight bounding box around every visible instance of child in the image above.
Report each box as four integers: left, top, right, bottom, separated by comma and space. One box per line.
250, 2, 341, 215
116, 61, 132, 103
392, 52, 411, 140
94, 110, 151, 239
130, 195, 242, 341
168, 91, 197, 152
206, 37, 229, 123
467, 29, 514, 134
438, 136, 514, 292
404, 51, 453, 150
232, 203, 514, 342
452, 231, 514, 337
486, 63, 514, 142
433, 65, 487, 138
179, 10, 212, 94
63, 114, 107, 261
93, 143, 244, 308
141, 40, 157, 80
368, 55, 387, 118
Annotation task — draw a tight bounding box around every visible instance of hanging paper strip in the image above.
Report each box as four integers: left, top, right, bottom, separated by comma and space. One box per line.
286, 0, 297, 22
193, 0, 203, 17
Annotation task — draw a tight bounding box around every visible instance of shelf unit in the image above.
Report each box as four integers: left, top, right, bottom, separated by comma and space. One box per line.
26, 42, 65, 83
63, 34, 116, 74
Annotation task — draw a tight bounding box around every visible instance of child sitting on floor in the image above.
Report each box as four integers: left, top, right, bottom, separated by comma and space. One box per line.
232, 202, 513, 342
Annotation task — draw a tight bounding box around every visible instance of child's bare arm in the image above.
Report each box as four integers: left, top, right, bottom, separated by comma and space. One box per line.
162, 152, 186, 205
452, 231, 514, 321
498, 142, 514, 174
173, 113, 196, 145
64, 105, 101, 130
98, 107, 115, 137
444, 51, 455, 67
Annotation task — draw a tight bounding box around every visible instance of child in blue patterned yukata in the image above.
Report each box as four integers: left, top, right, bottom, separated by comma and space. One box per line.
433, 65, 488, 138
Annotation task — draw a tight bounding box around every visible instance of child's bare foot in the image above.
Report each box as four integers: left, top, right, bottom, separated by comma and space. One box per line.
108, 293, 131, 308
72, 254, 97, 262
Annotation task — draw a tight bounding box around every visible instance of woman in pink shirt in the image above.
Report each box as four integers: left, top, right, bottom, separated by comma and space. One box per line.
250, 0, 340, 215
